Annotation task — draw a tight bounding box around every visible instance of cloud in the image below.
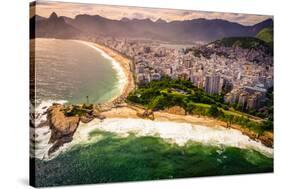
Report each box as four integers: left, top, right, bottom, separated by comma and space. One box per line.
130, 12, 147, 19
181, 11, 192, 16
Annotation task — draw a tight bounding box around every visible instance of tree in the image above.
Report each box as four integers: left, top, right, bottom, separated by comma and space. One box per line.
226, 114, 234, 128
262, 120, 273, 131
184, 103, 195, 114
209, 104, 220, 117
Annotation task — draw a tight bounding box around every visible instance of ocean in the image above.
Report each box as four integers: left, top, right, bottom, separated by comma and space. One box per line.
33, 38, 125, 105
31, 39, 273, 187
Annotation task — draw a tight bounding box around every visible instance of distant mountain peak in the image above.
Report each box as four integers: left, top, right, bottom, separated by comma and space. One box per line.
132, 18, 153, 22
257, 18, 273, 25
121, 17, 130, 22
75, 14, 106, 22
33, 13, 273, 44
34, 15, 46, 21
251, 18, 273, 34
191, 18, 208, 22
155, 18, 166, 24
49, 12, 58, 19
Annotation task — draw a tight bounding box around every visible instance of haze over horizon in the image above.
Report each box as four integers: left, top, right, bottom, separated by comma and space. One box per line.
32, 1, 272, 26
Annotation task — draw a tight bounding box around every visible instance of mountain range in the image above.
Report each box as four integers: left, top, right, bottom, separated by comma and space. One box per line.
30, 12, 273, 43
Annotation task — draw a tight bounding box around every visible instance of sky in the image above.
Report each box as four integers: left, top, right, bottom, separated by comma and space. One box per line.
33, 1, 273, 26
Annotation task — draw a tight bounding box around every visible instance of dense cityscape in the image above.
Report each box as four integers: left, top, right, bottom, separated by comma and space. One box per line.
30, 1, 275, 186
93, 37, 273, 111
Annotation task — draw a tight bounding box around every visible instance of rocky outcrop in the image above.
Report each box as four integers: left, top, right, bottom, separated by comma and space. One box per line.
257, 131, 273, 147
258, 135, 273, 148
229, 123, 273, 148
136, 109, 154, 120
46, 103, 107, 155
80, 114, 94, 123
47, 104, 80, 155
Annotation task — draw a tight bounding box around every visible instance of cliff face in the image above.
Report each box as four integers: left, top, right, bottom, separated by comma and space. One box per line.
47, 104, 80, 154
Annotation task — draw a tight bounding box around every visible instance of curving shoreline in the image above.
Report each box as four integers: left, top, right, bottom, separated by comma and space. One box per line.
83, 41, 135, 104
34, 39, 273, 160
83, 118, 273, 158
33, 40, 136, 158
99, 105, 273, 148
94, 43, 136, 104
85, 42, 273, 148
73, 40, 135, 104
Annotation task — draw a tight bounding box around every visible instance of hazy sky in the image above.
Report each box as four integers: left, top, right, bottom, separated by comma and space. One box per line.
34, 1, 272, 25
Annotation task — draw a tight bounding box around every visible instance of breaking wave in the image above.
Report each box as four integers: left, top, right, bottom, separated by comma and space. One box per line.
31, 104, 273, 161
30, 100, 68, 160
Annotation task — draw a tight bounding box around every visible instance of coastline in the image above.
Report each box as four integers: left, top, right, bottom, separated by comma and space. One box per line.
76, 40, 135, 104
74, 39, 273, 148
32, 38, 273, 161
82, 117, 273, 157
93, 43, 135, 103
100, 105, 273, 148
30, 40, 273, 160
33, 98, 273, 160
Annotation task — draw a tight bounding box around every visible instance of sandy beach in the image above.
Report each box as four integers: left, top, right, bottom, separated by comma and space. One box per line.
80, 41, 273, 148
92, 43, 135, 104
32, 39, 273, 162
100, 105, 273, 147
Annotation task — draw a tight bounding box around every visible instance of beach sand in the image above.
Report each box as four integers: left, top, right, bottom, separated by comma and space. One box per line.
90, 42, 273, 148
100, 105, 273, 147
93, 43, 135, 104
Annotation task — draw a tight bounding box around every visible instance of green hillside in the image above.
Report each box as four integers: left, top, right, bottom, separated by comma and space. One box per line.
215, 37, 268, 49
256, 27, 273, 47
127, 77, 272, 134
212, 36, 272, 55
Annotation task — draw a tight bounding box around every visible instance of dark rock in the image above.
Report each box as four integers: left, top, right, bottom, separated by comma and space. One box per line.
48, 136, 73, 155
47, 104, 80, 153
80, 113, 94, 123
258, 135, 273, 148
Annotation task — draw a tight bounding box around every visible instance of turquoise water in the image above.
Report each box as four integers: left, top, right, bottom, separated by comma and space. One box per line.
34, 38, 121, 104
34, 131, 273, 187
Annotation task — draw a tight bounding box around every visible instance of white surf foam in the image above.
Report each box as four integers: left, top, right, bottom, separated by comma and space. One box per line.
80, 118, 273, 158
30, 100, 68, 160
32, 107, 273, 160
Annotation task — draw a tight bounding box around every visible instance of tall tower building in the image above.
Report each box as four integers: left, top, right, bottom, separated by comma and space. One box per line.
204, 75, 223, 94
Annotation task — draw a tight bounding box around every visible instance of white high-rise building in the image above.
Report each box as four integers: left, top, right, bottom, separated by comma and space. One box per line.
204, 75, 223, 94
